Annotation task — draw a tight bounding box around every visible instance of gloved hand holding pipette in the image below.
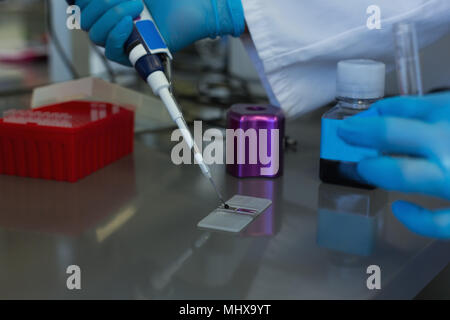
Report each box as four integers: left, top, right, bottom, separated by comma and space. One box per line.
338, 92, 450, 239
74, 0, 144, 66
75, 0, 245, 65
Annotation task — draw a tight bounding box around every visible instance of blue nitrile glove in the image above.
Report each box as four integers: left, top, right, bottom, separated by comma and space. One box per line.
75, 0, 144, 66
145, 0, 245, 52
75, 0, 245, 66
337, 92, 450, 239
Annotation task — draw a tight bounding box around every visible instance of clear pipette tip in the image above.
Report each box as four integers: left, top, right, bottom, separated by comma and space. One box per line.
207, 176, 229, 209
162, 89, 228, 208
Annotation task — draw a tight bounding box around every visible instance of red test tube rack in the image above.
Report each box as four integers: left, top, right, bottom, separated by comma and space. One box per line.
0, 101, 134, 182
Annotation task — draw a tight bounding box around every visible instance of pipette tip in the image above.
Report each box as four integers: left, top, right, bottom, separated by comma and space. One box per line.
208, 177, 228, 208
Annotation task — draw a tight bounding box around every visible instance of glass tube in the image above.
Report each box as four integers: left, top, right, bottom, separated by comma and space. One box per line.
394, 23, 424, 96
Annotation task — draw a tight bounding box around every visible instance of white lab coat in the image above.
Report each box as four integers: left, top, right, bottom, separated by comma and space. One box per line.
242, 0, 450, 118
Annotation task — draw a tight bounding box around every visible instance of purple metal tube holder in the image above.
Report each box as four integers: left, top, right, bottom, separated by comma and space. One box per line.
226, 104, 285, 178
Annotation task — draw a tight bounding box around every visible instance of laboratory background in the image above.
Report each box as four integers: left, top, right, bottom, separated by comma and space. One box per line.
0, 0, 449, 300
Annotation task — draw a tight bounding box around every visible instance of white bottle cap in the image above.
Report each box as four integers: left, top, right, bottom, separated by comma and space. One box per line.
336, 59, 386, 99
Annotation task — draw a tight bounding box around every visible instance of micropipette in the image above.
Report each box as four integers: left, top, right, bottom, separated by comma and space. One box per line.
65, 1, 227, 206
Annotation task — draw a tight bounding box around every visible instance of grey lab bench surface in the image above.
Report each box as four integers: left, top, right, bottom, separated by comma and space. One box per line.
0, 111, 449, 300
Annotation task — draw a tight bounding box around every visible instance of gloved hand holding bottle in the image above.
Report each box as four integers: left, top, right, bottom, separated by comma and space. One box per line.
338, 92, 450, 239
74, 0, 245, 65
